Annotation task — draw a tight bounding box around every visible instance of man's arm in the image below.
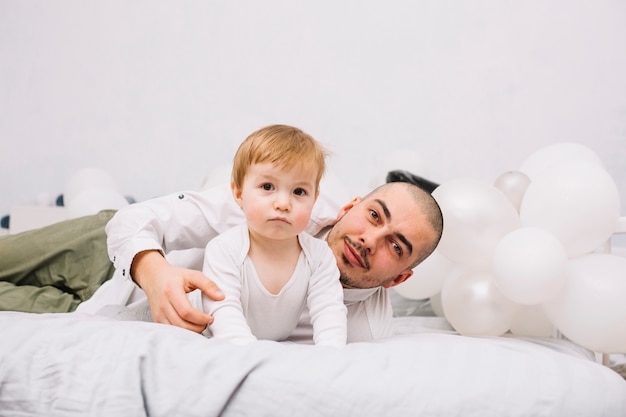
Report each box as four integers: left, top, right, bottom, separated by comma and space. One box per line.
106, 185, 243, 276
106, 185, 239, 331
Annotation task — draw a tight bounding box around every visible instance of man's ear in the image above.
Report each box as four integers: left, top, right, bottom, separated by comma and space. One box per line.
382, 269, 414, 289
231, 182, 243, 208
336, 197, 362, 220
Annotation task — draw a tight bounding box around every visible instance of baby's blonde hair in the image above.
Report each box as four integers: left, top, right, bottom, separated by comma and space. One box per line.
232, 125, 328, 191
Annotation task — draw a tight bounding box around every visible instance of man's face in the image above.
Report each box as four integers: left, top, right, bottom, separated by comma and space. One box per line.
326, 184, 436, 290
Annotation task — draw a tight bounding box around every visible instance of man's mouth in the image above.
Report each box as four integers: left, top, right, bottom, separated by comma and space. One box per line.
343, 238, 368, 269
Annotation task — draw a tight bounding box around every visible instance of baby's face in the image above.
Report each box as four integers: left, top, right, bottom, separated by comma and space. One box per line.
232, 162, 318, 242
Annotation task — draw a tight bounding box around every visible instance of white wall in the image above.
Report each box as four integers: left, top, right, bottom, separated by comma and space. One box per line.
2, 1, 625, 216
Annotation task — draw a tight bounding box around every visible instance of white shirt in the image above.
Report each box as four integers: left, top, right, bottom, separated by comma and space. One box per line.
77, 184, 394, 343
195, 223, 346, 347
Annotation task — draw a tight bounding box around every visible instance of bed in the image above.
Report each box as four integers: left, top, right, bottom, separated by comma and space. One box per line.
1, 309, 625, 416
3, 150, 626, 416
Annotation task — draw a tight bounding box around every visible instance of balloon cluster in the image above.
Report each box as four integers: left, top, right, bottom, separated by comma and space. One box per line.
394, 143, 626, 354
64, 167, 129, 218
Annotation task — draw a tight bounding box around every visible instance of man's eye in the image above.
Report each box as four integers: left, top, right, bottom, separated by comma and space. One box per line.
261, 183, 274, 191
294, 188, 307, 196
370, 209, 379, 221
391, 241, 403, 256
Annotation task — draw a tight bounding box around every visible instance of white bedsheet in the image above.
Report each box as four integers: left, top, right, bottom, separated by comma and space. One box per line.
1, 311, 625, 416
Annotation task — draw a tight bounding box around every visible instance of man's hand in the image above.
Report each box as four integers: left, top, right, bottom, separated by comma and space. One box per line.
131, 250, 225, 333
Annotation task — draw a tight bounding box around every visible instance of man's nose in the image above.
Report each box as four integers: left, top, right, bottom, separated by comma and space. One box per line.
360, 228, 385, 254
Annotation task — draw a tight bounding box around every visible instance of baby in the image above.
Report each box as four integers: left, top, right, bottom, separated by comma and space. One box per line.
199, 124, 347, 347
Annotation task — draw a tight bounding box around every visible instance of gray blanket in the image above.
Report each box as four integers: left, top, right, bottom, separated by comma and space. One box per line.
1, 312, 625, 416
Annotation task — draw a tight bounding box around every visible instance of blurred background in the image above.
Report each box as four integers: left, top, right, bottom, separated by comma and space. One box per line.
1, 0, 625, 215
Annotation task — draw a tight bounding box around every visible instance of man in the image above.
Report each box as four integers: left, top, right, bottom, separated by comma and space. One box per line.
0, 178, 442, 343
80, 179, 442, 343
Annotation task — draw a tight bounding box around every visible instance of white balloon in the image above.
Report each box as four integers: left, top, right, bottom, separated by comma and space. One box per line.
67, 188, 129, 219
429, 293, 445, 318
520, 142, 604, 180
520, 160, 620, 258
432, 178, 521, 268
492, 227, 568, 305
200, 163, 232, 190
35, 191, 53, 207
509, 305, 555, 338
393, 250, 456, 300
441, 268, 521, 337
64, 168, 119, 206
543, 254, 626, 354
493, 171, 531, 213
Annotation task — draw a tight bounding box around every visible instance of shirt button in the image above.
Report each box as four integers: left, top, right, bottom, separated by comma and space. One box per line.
178, 194, 185, 199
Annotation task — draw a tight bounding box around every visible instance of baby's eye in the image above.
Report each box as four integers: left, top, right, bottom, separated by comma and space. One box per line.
293, 188, 307, 196
261, 183, 274, 191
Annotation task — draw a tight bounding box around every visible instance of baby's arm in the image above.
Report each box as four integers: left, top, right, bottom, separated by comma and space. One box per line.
306, 241, 347, 348
201, 235, 257, 345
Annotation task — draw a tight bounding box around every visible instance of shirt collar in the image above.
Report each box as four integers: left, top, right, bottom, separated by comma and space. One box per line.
343, 287, 379, 305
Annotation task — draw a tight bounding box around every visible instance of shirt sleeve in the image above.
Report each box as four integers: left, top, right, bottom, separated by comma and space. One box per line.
303, 235, 347, 348
105, 184, 245, 282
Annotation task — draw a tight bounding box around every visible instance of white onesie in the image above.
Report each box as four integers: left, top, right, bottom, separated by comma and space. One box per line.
194, 223, 347, 348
